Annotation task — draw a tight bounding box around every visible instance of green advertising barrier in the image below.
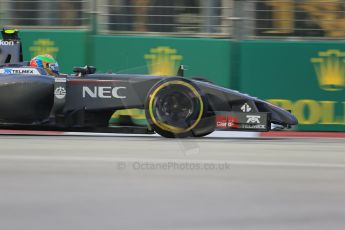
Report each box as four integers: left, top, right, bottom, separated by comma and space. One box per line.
20, 30, 88, 74
92, 35, 232, 88
239, 40, 345, 131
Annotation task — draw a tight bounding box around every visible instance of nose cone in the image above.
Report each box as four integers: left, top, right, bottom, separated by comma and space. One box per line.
284, 111, 298, 125
267, 102, 298, 126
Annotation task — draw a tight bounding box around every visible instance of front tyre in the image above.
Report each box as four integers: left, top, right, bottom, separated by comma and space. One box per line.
145, 77, 213, 138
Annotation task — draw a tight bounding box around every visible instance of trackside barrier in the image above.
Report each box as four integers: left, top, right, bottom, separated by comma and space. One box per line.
239, 40, 345, 132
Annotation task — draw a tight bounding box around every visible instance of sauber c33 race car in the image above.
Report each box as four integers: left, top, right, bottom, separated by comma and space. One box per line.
0, 29, 298, 138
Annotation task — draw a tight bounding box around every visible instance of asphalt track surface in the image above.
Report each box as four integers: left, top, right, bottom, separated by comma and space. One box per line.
0, 134, 344, 230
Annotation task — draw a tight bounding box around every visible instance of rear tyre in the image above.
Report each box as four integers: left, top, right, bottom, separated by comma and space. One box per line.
145, 77, 214, 138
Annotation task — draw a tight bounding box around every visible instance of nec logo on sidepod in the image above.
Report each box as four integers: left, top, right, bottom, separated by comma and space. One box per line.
82, 86, 127, 99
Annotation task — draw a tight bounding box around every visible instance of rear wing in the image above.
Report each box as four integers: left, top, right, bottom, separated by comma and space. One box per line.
0, 29, 23, 65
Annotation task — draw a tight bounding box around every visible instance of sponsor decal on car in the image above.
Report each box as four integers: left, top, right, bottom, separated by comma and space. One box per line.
242, 124, 266, 129
215, 112, 268, 130
246, 115, 261, 124
0, 40, 14, 46
216, 115, 227, 128
54, 87, 66, 99
215, 115, 242, 129
55, 77, 66, 83
241, 103, 252, 112
0, 68, 41, 75
82, 86, 127, 99
227, 116, 239, 128
244, 115, 265, 129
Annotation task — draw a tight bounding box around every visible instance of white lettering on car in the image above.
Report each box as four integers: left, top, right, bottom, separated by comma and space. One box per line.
54, 87, 66, 99
241, 103, 252, 112
0, 40, 14, 46
82, 86, 127, 99
0, 68, 41, 75
246, 115, 261, 124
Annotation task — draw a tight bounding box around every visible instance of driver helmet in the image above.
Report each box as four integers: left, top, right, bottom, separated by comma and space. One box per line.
30, 54, 59, 76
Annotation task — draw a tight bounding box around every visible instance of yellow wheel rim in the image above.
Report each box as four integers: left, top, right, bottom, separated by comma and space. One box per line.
148, 80, 204, 133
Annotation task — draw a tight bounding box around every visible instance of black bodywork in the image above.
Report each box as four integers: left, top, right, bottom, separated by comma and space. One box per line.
0, 29, 298, 137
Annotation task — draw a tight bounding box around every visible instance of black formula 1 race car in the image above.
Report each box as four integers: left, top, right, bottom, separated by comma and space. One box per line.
0, 29, 298, 138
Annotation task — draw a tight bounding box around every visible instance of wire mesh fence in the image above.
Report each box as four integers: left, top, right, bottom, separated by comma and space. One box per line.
96, 0, 233, 37
0, 0, 90, 28
247, 0, 345, 39
1, 0, 345, 39
0, 0, 233, 37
